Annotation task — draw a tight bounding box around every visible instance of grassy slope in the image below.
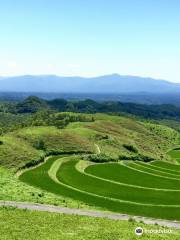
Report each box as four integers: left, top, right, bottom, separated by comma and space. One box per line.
0, 114, 178, 217
1, 113, 180, 219
0, 125, 95, 170
0, 114, 179, 169
1, 207, 179, 240
67, 113, 180, 161
57, 160, 180, 205
20, 156, 180, 220
1, 112, 180, 238
128, 161, 180, 178
151, 160, 180, 171
0, 157, 97, 210
13, 126, 94, 154
0, 113, 179, 170
168, 149, 180, 163
0, 136, 43, 169
85, 162, 180, 188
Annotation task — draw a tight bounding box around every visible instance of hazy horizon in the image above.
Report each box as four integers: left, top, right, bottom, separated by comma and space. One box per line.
0, 73, 174, 82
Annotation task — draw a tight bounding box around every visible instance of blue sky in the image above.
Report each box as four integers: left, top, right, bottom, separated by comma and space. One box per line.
0, 0, 180, 82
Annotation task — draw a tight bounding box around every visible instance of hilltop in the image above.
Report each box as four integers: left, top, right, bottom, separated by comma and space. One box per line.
3, 96, 180, 122
0, 113, 179, 170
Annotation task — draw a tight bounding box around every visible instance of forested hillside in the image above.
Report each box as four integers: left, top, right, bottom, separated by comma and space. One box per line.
2, 96, 180, 120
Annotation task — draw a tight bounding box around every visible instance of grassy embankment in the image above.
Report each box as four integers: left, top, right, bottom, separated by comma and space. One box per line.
1, 207, 179, 240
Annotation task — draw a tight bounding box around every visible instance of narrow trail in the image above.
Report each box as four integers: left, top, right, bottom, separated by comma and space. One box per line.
1, 201, 180, 229
95, 144, 101, 154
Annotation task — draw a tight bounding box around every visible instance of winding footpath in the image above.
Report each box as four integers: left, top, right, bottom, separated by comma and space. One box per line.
1, 201, 180, 229
95, 144, 101, 154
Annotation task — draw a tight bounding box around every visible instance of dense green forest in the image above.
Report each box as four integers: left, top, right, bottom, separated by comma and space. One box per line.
1, 96, 180, 134
1, 96, 180, 118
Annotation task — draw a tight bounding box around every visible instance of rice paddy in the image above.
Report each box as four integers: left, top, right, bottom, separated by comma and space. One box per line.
19, 148, 180, 221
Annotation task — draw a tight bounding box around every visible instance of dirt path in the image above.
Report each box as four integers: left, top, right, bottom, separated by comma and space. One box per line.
1, 201, 180, 229
95, 144, 101, 154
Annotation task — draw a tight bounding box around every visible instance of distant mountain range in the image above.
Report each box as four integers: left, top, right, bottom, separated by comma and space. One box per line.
0, 74, 180, 93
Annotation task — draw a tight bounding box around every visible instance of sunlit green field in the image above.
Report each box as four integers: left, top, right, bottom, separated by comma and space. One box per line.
1, 207, 179, 240
2, 113, 180, 240
20, 153, 180, 220
168, 149, 180, 164
1, 113, 180, 170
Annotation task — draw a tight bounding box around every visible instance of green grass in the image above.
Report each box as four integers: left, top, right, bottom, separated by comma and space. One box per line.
58, 160, 180, 205
0, 136, 43, 169
147, 162, 180, 176
1, 207, 179, 240
129, 161, 180, 178
0, 126, 95, 170
86, 115, 180, 160
151, 161, 180, 172
0, 162, 93, 210
168, 149, 180, 164
13, 126, 95, 154
1, 113, 180, 170
85, 162, 180, 189
20, 156, 180, 220
2, 113, 180, 222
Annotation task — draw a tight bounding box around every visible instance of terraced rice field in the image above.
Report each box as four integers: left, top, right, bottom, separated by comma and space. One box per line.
19, 149, 180, 221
